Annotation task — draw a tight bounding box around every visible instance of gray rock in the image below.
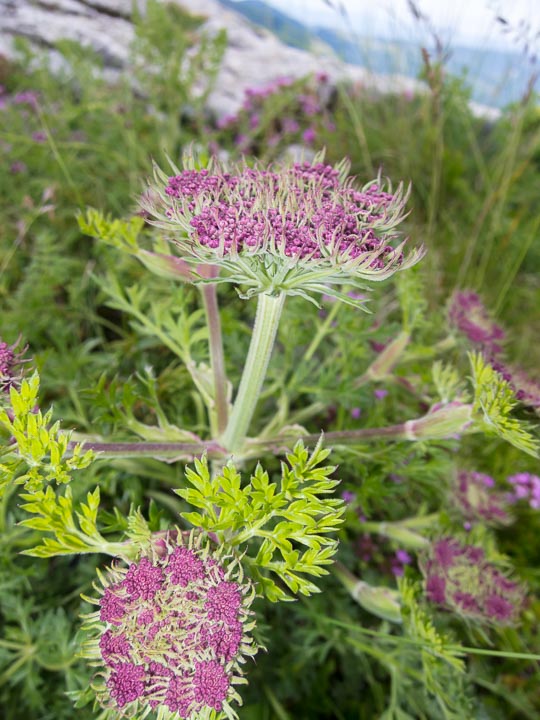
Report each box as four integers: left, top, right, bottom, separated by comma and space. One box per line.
0, 0, 134, 67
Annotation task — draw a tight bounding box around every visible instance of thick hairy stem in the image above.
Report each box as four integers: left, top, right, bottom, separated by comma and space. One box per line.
222, 292, 286, 452
67, 440, 225, 459
200, 283, 229, 435
254, 423, 411, 451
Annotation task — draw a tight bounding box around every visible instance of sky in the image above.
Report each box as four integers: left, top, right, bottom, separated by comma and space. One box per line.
243, 0, 540, 51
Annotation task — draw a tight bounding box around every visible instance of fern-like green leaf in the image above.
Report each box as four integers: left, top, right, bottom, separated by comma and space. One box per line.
176, 439, 345, 601
470, 353, 539, 457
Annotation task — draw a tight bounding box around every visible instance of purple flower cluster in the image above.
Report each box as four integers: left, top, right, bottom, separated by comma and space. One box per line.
491, 360, 540, 413
421, 538, 525, 625
448, 290, 540, 412
12, 90, 40, 110
165, 164, 399, 263
144, 155, 422, 299
448, 291, 505, 355
451, 471, 512, 526
84, 537, 256, 717
507, 473, 540, 510
215, 73, 333, 151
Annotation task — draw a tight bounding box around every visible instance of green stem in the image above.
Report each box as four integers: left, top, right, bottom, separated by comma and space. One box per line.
200, 284, 229, 435
222, 292, 286, 452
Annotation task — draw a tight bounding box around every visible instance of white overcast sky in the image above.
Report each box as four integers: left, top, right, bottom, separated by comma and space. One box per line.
247, 0, 540, 50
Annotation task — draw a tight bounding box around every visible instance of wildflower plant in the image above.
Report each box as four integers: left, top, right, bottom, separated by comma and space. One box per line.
136, 151, 423, 452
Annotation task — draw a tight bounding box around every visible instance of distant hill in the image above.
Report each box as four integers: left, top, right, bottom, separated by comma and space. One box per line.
218, 0, 312, 49
218, 0, 537, 108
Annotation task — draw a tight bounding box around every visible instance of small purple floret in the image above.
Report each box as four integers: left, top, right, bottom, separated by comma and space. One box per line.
193, 660, 230, 711
100, 587, 126, 624
166, 546, 206, 586
106, 663, 146, 707
205, 581, 242, 624
123, 557, 164, 600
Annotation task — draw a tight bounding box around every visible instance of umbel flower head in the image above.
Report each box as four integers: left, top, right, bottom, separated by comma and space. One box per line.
450, 470, 513, 526
420, 537, 525, 625
80, 533, 258, 719
490, 359, 540, 414
141, 152, 424, 304
447, 291, 505, 355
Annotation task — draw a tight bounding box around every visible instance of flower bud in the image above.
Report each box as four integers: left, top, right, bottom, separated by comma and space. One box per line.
357, 330, 410, 386
404, 401, 473, 440
334, 562, 402, 623
367, 521, 429, 550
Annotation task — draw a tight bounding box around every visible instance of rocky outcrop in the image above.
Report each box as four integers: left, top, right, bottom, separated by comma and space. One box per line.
0, 0, 135, 67
0, 0, 498, 120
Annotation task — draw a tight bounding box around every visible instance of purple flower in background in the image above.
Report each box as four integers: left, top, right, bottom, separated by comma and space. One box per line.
267, 133, 282, 147
216, 113, 238, 129
143, 153, 423, 302
31, 131, 47, 143
448, 290, 505, 355
0, 342, 16, 388
374, 389, 388, 400
350, 407, 362, 419
341, 490, 357, 504
491, 360, 540, 413
507, 473, 540, 509
234, 133, 248, 148
450, 470, 513, 526
299, 95, 321, 116
355, 533, 378, 562
81, 534, 258, 717
10, 161, 27, 174
391, 549, 412, 576
282, 117, 300, 134
13, 90, 39, 110
426, 574, 446, 603
302, 126, 317, 144
396, 550, 412, 565
420, 537, 525, 625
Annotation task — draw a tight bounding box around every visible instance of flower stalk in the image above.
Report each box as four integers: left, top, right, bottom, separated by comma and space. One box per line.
200, 283, 229, 435
222, 292, 286, 452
